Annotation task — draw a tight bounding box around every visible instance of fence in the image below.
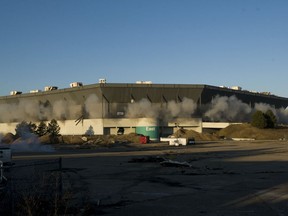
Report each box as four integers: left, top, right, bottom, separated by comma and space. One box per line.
0, 158, 63, 215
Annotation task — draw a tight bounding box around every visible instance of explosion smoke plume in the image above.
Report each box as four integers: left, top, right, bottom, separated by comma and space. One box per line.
125, 97, 197, 120
0, 94, 100, 122
126, 95, 288, 123
0, 93, 287, 124
204, 95, 252, 122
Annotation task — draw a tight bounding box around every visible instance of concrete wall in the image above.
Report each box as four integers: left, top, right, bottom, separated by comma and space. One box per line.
202, 122, 241, 129
58, 119, 104, 135
109, 127, 135, 135
103, 118, 158, 127
0, 117, 202, 137
168, 118, 202, 133
103, 118, 158, 135
0, 119, 104, 136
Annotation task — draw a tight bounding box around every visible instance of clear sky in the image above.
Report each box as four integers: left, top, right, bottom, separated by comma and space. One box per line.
1, 0, 287, 97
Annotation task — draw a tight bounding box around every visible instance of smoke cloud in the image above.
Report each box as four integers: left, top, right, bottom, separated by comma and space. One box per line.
254, 103, 288, 124
276, 108, 288, 124
0, 93, 287, 125
125, 98, 161, 118
125, 97, 197, 120
0, 94, 99, 123
166, 97, 197, 119
254, 103, 276, 113
0, 129, 54, 153
53, 100, 82, 120
10, 135, 55, 153
125, 95, 288, 123
203, 95, 288, 123
84, 94, 101, 118
204, 95, 252, 122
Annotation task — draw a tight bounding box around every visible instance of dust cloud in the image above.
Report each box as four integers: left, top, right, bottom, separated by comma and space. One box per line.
125, 98, 161, 118
277, 108, 288, 124
204, 95, 252, 122
126, 95, 288, 123
125, 97, 197, 120
204, 95, 288, 123
0, 130, 54, 153
84, 94, 101, 118
0, 94, 99, 123
166, 97, 197, 119
9, 136, 54, 153
0, 93, 287, 124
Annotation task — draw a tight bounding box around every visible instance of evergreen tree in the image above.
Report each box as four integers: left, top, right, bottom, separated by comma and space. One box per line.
28, 122, 37, 134
265, 110, 277, 128
36, 121, 47, 136
251, 111, 267, 129
47, 119, 61, 143
47, 119, 60, 136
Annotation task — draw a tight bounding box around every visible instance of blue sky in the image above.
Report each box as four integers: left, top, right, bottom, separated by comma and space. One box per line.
1, 0, 288, 97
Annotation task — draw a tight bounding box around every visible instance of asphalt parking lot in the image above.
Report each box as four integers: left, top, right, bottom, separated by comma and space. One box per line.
12, 140, 288, 216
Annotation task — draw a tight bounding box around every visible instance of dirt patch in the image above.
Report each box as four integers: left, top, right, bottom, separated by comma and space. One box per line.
218, 123, 288, 140
172, 128, 219, 141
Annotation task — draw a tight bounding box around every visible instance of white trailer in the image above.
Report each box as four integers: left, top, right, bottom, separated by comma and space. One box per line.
160, 136, 195, 146
160, 137, 187, 146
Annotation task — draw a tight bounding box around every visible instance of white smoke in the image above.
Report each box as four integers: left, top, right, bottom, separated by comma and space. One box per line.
125, 98, 160, 118
52, 100, 68, 120
125, 97, 197, 120
276, 107, 288, 124
53, 100, 82, 120
0, 93, 287, 125
0, 94, 100, 122
0, 104, 13, 122
182, 98, 197, 114
254, 103, 277, 114
166, 97, 197, 118
18, 100, 40, 121
126, 96, 273, 123
1, 127, 55, 153
0, 100, 42, 122
255, 103, 288, 124
167, 100, 181, 117
85, 94, 101, 118
38, 102, 53, 121
10, 136, 54, 153
203, 95, 288, 123
204, 95, 252, 122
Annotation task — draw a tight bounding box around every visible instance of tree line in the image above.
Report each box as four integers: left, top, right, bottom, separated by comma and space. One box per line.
251, 110, 277, 129
15, 119, 60, 143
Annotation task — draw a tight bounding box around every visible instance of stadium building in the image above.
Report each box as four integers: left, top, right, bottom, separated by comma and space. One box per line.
0, 80, 288, 140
